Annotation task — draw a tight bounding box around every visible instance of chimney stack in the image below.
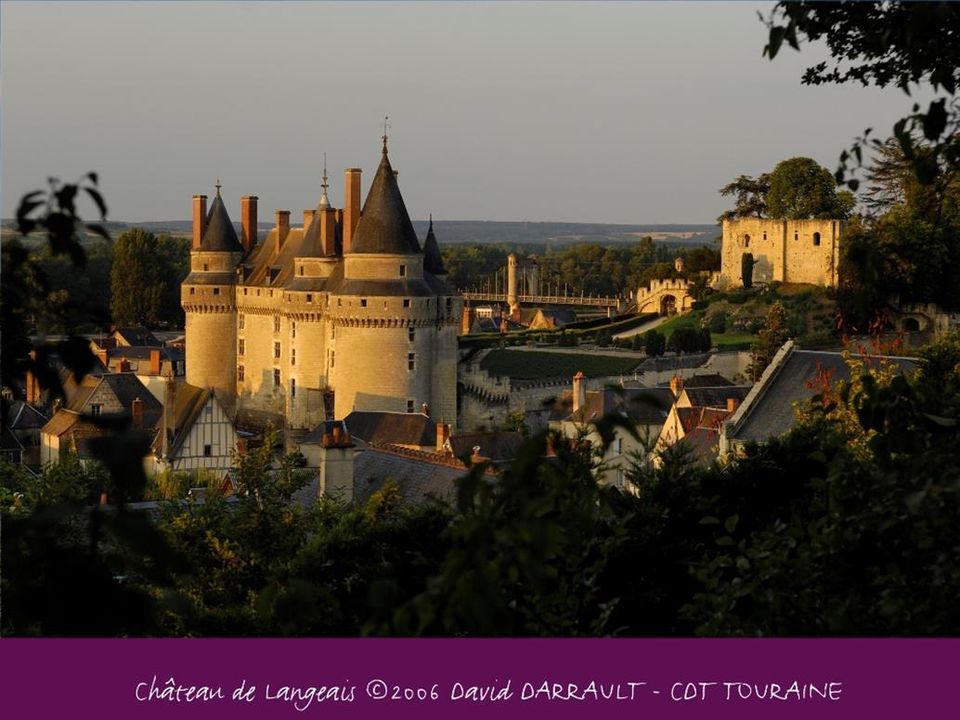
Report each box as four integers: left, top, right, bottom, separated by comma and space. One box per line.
162, 379, 176, 457
726, 397, 739, 413
131, 397, 143, 429
275, 210, 291, 249
320, 205, 337, 256
241, 195, 258, 252
149, 348, 162, 376
670, 374, 684, 398
303, 208, 315, 231
573, 371, 586, 413
192, 195, 208, 250
436, 423, 451, 453
343, 168, 362, 254
118, 358, 131, 373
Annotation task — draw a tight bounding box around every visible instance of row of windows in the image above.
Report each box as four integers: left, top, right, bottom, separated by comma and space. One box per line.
187, 287, 220, 296
337, 297, 453, 309
742, 232, 822, 248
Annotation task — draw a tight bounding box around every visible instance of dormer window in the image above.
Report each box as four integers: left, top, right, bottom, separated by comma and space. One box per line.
360, 298, 368, 308
213, 287, 220, 296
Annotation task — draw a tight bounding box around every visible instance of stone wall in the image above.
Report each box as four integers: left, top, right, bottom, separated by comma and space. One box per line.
720, 218, 842, 288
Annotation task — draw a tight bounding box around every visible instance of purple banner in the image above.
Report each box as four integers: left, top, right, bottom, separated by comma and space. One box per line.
0, 639, 954, 718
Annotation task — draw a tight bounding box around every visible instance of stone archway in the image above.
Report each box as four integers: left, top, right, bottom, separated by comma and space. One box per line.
902, 317, 921, 332
660, 294, 677, 316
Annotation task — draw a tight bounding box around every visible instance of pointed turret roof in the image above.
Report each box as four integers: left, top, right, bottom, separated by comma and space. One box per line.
423, 214, 446, 275
350, 151, 421, 255
200, 188, 243, 253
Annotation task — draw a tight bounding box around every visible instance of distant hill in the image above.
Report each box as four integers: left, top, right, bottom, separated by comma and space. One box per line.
2, 218, 719, 248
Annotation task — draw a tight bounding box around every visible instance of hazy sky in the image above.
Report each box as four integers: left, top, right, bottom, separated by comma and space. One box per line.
0, 1, 922, 225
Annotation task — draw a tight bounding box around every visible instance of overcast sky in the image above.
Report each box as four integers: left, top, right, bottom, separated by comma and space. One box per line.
0, 1, 921, 225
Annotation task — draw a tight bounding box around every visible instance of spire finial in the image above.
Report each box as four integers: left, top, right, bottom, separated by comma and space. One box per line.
429, 213, 433, 231
215, 178, 222, 196
381, 115, 390, 154
319, 153, 330, 209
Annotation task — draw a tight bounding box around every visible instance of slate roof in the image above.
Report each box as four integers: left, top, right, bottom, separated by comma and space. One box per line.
682, 385, 752, 409
350, 151, 422, 255
448, 431, 525, 463
200, 192, 244, 253
64, 373, 163, 428
344, 410, 436, 447
556, 386, 674, 425
8, 402, 48, 431
422, 217, 445, 275
112, 327, 161, 347
732, 347, 918, 443
680, 373, 734, 389
676, 426, 723, 464
353, 446, 464, 506
155, 383, 211, 458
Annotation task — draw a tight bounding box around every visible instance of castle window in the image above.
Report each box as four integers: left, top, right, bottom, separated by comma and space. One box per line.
90, 404, 102, 417
794, 232, 799, 241
446, 298, 453, 310
331, 326, 335, 340
337, 298, 342, 307
306, 294, 312, 303
291, 321, 296, 338
406, 400, 414, 413
257, 289, 261, 296
190, 287, 195, 295
274, 316, 281, 333
290, 378, 296, 398
291, 348, 296, 366
763, 232, 767, 240
403, 298, 410, 308
274, 342, 281, 359
743, 234, 750, 248
239, 314, 245, 330
360, 298, 368, 308
203, 444, 212, 457
238, 365, 245, 382
299, 266, 304, 277
399, 264, 406, 277
330, 350, 335, 368
409, 327, 415, 342
238, 339, 245, 356
213, 287, 220, 296
244, 288, 248, 295
273, 369, 281, 387
813, 232, 821, 246
203, 264, 209, 272
408, 353, 416, 371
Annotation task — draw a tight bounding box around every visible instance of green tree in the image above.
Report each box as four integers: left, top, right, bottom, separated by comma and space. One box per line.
766, 156, 856, 219
110, 229, 189, 327
644, 329, 666, 357
718, 173, 770, 221
749, 301, 789, 379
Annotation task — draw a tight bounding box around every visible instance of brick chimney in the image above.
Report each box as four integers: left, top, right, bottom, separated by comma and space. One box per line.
573, 371, 586, 413
162, 379, 177, 457
149, 348, 161, 376
26, 362, 41, 405
303, 208, 315, 231
320, 207, 337, 256
670, 374, 684, 397
96, 349, 108, 368
131, 397, 143, 429
275, 210, 291, 249
343, 168, 362, 254
118, 358, 131, 373
192, 194, 208, 250
240, 195, 258, 252
726, 397, 739, 413
461, 303, 476, 335
436, 423, 451, 453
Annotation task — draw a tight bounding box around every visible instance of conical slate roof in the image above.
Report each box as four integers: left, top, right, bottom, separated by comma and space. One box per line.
423, 216, 446, 275
201, 192, 243, 253
350, 152, 421, 255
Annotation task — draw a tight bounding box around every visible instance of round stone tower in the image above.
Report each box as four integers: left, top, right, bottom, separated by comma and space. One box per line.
182, 186, 244, 413
329, 145, 461, 424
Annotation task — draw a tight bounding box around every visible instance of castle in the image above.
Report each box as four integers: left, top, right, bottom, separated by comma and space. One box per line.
182, 141, 462, 431
719, 218, 844, 288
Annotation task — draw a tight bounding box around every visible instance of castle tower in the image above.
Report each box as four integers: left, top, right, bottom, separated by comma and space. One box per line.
330, 142, 461, 424
182, 183, 244, 413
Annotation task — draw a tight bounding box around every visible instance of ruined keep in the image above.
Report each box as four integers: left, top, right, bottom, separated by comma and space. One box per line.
719, 218, 843, 289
